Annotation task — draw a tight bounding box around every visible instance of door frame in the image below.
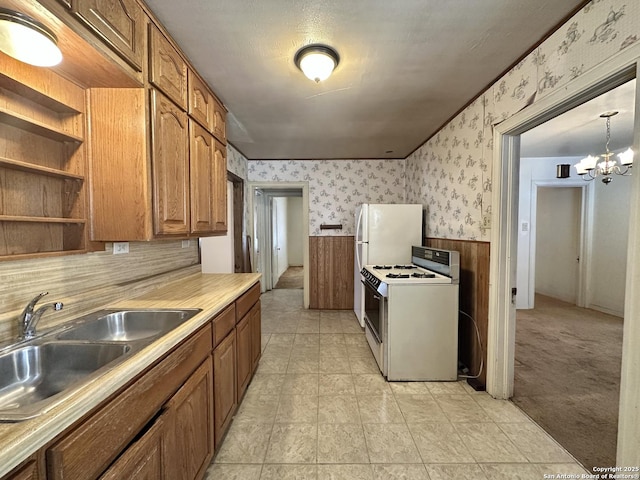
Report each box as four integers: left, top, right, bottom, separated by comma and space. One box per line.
248, 182, 310, 308
526, 181, 593, 309
487, 49, 640, 466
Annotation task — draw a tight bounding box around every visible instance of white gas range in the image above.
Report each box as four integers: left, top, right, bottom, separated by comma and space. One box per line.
360, 246, 460, 381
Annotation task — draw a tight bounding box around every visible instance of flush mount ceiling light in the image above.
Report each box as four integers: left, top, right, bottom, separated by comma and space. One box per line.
0, 8, 62, 67
574, 111, 633, 185
294, 44, 339, 83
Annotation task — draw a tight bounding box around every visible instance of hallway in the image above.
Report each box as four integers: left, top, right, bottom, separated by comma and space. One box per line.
205, 289, 588, 479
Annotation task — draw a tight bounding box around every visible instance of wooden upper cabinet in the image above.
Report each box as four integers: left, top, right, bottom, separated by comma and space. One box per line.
212, 96, 227, 144
73, 0, 145, 71
151, 89, 190, 236
149, 25, 187, 110
188, 70, 213, 131
212, 139, 228, 233
189, 121, 215, 234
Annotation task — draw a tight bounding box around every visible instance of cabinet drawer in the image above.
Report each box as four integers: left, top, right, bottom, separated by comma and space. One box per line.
213, 303, 236, 347
236, 282, 260, 321
47, 324, 212, 480
149, 24, 187, 109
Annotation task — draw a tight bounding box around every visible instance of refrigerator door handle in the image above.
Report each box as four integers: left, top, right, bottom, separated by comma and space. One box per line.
355, 207, 364, 269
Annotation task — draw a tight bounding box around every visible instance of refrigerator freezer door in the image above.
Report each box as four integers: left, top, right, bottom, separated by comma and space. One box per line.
366, 204, 422, 265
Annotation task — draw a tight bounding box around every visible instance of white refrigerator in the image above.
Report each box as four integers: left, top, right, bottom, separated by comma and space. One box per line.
353, 203, 423, 326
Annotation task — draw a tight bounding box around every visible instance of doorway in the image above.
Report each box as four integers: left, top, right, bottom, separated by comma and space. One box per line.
488, 61, 640, 467
249, 182, 310, 308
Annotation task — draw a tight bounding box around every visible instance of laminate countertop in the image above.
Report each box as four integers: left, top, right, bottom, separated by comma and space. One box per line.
0, 272, 261, 478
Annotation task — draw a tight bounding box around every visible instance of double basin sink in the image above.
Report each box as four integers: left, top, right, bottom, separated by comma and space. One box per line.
0, 308, 201, 421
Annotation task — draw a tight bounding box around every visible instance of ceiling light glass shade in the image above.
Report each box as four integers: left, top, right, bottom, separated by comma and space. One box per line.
0, 9, 62, 67
618, 147, 634, 166
294, 45, 339, 83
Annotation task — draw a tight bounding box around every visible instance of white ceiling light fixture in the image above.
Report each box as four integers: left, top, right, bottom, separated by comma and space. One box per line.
294, 44, 339, 83
0, 8, 62, 67
574, 111, 633, 185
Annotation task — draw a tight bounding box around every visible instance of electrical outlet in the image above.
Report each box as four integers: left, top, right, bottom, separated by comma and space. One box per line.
482, 214, 491, 229
113, 242, 129, 254
182, 240, 190, 248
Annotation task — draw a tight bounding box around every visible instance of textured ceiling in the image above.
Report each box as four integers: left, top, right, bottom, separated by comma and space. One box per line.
145, 0, 587, 160
522, 79, 636, 158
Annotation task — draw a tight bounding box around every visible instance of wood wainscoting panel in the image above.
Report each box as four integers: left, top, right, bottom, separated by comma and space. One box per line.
309, 236, 354, 310
426, 238, 490, 388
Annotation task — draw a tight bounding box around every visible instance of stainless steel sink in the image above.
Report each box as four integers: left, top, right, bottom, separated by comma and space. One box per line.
57, 309, 201, 342
0, 308, 201, 421
0, 342, 130, 420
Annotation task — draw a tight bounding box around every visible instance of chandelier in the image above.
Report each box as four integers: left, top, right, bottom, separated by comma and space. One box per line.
574, 111, 633, 185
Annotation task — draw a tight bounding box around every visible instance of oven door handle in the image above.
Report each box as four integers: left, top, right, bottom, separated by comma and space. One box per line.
364, 316, 382, 344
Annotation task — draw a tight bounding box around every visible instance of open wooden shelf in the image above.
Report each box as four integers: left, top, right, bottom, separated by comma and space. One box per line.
0, 215, 86, 224
0, 73, 81, 114
0, 156, 85, 180
0, 107, 83, 143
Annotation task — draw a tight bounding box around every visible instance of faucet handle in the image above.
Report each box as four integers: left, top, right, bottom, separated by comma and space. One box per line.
53, 302, 64, 311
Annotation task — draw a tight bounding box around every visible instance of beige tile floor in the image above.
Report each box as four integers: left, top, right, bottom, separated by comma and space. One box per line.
206, 289, 589, 480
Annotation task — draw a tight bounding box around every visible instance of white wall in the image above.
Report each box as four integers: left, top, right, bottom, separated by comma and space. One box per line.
287, 197, 304, 265
535, 186, 581, 303
590, 174, 632, 316
200, 181, 234, 273
517, 156, 630, 316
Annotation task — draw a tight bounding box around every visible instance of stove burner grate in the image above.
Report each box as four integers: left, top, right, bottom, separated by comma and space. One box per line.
373, 265, 392, 270
387, 273, 410, 278
394, 264, 417, 269
412, 272, 436, 278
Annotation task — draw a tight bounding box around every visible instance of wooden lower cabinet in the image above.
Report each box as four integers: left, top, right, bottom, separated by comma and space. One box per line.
163, 358, 214, 480
99, 417, 164, 480
250, 301, 262, 373
213, 330, 237, 446
3, 458, 42, 480
236, 313, 252, 400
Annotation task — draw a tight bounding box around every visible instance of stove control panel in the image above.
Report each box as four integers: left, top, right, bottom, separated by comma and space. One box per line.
361, 268, 381, 290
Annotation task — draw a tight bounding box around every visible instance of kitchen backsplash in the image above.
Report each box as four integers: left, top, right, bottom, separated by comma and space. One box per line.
248, 159, 406, 236
406, 0, 639, 241
0, 241, 199, 344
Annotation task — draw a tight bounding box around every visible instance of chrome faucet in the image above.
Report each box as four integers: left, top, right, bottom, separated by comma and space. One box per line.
18, 292, 64, 340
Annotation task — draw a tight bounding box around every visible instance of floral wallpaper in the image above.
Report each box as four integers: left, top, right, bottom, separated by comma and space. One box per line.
406, 0, 640, 242
247, 159, 405, 236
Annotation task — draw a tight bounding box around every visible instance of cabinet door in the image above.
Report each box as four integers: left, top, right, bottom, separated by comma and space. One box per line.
188, 70, 212, 131
151, 89, 190, 236
149, 25, 187, 109
99, 417, 164, 480
213, 331, 236, 446
4, 459, 41, 480
163, 358, 214, 480
73, 0, 145, 71
189, 121, 215, 234
236, 314, 252, 400
211, 97, 226, 144
212, 139, 227, 233
250, 301, 262, 373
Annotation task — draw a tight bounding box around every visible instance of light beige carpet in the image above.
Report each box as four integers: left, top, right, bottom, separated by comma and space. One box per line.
513, 294, 622, 472
274, 266, 303, 289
